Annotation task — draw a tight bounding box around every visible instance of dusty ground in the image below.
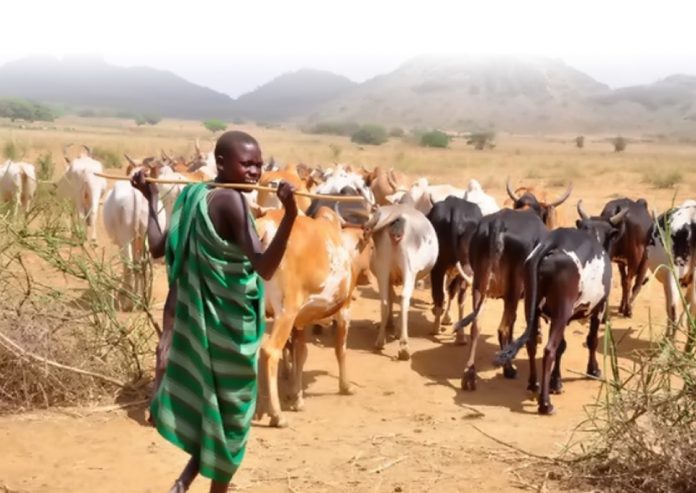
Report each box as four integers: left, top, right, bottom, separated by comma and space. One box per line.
0, 119, 692, 492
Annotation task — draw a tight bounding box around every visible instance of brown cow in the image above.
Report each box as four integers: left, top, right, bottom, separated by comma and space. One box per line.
362, 166, 407, 206
504, 178, 573, 229
254, 206, 369, 427
257, 163, 315, 213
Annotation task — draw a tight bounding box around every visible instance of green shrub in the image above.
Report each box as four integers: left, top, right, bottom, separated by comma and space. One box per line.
389, 127, 405, 138
0, 98, 55, 122
613, 136, 627, 152
142, 114, 161, 125
575, 135, 585, 148
329, 144, 342, 160
643, 170, 683, 189
466, 131, 495, 150
420, 129, 451, 148
306, 121, 359, 137
203, 119, 228, 133
2, 140, 27, 161
351, 124, 388, 145
91, 147, 122, 169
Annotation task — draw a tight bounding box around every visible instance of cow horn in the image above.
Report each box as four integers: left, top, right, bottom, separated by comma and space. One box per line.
387, 168, 399, 192
195, 138, 202, 156
161, 149, 171, 161
549, 182, 573, 207
82, 145, 92, 157
62, 143, 73, 164
124, 153, 137, 166
609, 207, 629, 226
505, 177, 520, 201
576, 199, 590, 220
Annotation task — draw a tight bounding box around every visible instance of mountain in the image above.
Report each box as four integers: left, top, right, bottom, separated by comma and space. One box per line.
0, 55, 236, 119
233, 69, 356, 121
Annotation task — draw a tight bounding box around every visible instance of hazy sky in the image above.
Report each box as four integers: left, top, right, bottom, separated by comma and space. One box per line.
1, 0, 694, 97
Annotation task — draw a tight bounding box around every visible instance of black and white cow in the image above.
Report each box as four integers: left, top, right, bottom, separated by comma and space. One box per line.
426, 196, 483, 334
646, 199, 696, 341
494, 206, 628, 415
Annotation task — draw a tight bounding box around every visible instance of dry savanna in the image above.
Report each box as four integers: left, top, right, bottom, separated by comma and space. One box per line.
1, 116, 696, 493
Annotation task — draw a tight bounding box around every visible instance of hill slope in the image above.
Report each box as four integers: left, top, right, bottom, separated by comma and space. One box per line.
0, 55, 236, 119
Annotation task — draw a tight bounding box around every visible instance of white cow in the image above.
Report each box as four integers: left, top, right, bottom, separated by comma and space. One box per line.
313, 164, 375, 205
56, 145, 108, 242
463, 179, 500, 216
0, 160, 37, 216
103, 163, 167, 311
365, 204, 439, 360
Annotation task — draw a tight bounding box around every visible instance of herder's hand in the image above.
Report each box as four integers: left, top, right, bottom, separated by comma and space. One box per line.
276, 181, 297, 217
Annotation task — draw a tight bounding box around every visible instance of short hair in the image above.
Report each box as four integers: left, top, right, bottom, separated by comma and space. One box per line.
214, 130, 259, 163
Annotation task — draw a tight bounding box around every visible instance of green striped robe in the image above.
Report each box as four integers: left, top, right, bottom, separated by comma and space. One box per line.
150, 183, 265, 483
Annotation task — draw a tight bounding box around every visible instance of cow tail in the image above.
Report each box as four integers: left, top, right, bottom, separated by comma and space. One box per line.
494, 241, 549, 366
454, 219, 504, 330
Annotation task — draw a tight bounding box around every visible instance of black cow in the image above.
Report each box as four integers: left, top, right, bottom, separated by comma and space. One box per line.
495, 206, 627, 415
426, 196, 483, 334
588, 198, 653, 317
454, 208, 548, 390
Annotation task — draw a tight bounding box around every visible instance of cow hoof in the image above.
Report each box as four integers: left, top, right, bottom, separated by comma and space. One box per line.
461, 368, 477, 391
454, 331, 468, 346
503, 365, 518, 379
527, 382, 540, 392
550, 379, 564, 395
586, 367, 602, 379
535, 333, 543, 345
397, 347, 410, 361
269, 415, 289, 428
339, 383, 355, 395
538, 403, 555, 416
373, 339, 385, 351
289, 398, 305, 412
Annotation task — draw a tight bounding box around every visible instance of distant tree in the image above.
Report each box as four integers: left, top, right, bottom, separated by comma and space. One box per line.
232, 117, 246, 125
134, 115, 147, 126
143, 114, 161, 125
389, 127, 405, 138
203, 119, 228, 133
420, 129, 451, 148
351, 124, 388, 145
613, 136, 627, 152
306, 121, 359, 137
0, 98, 55, 122
575, 135, 585, 149
466, 131, 495, 150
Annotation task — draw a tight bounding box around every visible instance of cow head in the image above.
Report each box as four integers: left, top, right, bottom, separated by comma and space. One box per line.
505, 178, 572, 228
576, 200, 628, 252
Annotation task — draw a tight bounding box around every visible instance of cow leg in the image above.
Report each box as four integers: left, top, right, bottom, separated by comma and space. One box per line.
627, 254, 650, 317
258, 312, 297, 428
430, 261, 447, 335
456, 280, 468, 325
118, 243, 134, 312
387, 283, 397, 334
461, 286, 484, 390
397, 270, 416, 361
289, 328, 307, 412
618, 264, 630, 316
663, 277, 679, 339
498, 276, 523, 379
335, 307, 354, 395
549, 337, 567, 394
374, 272, 391, 351
525, 310, 541, 392
586, 306, 603, 378
538, 303, 572, 415
685, 281, 696, 353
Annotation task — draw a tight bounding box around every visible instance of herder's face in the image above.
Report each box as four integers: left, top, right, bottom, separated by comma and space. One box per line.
218, 141, 263, 184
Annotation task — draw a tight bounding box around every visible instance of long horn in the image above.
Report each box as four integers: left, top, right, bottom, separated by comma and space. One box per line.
82, 145, 92, 157
161, 149, 171, 161
195, 137, 201, 155
62, 143, 73, 164
576, 199, 590, 220
387, 168, 399, 191
124, 154, 137, 166
609, 207, 629, 226
505, 177, 520, 201
549, 182, 573, 207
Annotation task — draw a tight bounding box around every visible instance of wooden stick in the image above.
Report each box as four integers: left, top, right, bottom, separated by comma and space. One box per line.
93, 172, 368, 202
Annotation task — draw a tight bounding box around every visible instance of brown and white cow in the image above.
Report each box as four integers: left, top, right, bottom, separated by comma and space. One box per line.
504, 178, 573, 229
254, 206, 369, 427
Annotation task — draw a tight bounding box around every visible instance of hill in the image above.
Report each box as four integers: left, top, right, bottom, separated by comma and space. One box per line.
0, 55, 237, 119
233, 69, 356, 121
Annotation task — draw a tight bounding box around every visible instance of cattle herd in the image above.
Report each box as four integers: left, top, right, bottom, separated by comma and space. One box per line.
2, 140, 696, 421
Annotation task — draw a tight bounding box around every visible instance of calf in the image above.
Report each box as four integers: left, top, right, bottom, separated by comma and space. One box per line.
494, 208, 627, 414
0, 160, 37, 216
646, 200, 696, 341
505, 178, 573, 229
427, 196, 483, 334
365, 204, 439, 360
580, 198, 653, 317
454, 209, 548, 390
254, 206, 367, 427
56, 144, 108, 242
